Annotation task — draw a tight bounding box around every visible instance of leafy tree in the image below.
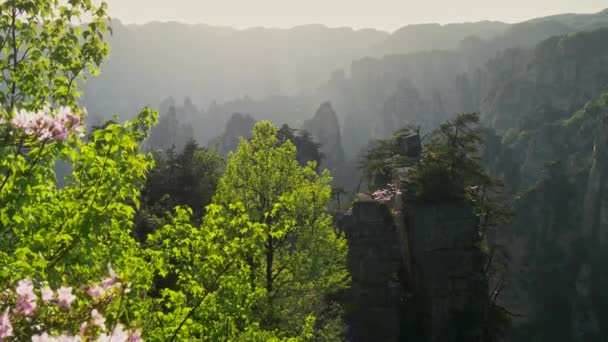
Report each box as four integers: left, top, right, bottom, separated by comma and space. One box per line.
358, 126, 420, 190
213, 121, 349, 339
411, 113, 487, 202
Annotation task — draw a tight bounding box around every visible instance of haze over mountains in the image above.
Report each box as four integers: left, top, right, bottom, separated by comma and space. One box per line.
82, 8, 608, 120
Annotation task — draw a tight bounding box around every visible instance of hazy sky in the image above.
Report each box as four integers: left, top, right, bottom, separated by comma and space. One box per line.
104, 0, 607, 32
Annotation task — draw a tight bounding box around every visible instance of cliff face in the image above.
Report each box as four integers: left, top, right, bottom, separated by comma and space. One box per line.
340, 134, 490, 342
341, 195, 404, 342
479, 28, 608, 133
490, 87, 608, 340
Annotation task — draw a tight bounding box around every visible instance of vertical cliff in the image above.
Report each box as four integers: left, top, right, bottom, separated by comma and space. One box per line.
341, 132, 491, 342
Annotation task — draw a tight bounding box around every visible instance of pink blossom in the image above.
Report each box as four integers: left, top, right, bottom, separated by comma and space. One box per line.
52, 125, 69, 141
32, 333, 82, 342
41, 286, 54, 302
56, 286, 76, 309
372, 183, 402, 204
101, 264, 121, 292
97, 324, 129, 342
87, 284, 104, 300
31, 332, 50, 342
16, 278, 35, 296
11, 109, 34, 133
9, 106, 83, 142
91, 309, 106, 330
79, 322, 89, 336
127, 330, 143, 342
0, 308, 13, 341
15, 278, 37, 316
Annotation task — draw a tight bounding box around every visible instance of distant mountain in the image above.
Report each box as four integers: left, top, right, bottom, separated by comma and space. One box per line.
81, 20, 387, 121
80, 8, 608, 156
526, 7, 608, 31
374, 21, 509, 55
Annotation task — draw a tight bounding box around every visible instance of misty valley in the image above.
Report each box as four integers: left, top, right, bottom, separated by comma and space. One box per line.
1, 1, 608, 341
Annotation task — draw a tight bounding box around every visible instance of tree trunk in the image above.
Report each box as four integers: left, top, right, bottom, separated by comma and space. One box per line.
266, 234, 274, 292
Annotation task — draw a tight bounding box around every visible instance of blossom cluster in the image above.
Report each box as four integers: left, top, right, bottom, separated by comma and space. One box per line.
0, 265, 142, 342
2, 106, 83, 142
372, 183, 402, 203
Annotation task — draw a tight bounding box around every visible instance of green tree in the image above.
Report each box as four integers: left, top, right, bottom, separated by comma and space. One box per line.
358, 126, 420, 190
213, 121, 349, 339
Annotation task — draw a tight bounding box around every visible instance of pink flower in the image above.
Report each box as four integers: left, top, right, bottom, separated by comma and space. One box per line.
11, 109, 33, 132
372, 183, 402, 203
31, 332, 50, 342
56, 286, 76, 309
15, 278, 37, 316
41, 286, 54, 302
16, 278, 34, 296
0, 308, 13, 341
127, 330, 143, 342
32, 333, 82, 342
9, 106, 83, 142
86, 284, 104, 300
101, 264, 121, 292
52, 125, 69, 141
91, 309, 106, 330
80, 322, 89, 336
98, 324, 129, 342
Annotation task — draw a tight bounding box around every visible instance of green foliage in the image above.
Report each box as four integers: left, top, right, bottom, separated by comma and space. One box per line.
359, 127, 418, 189
0, 1, 158, 338
561, 90, 608, 127
144, 205, 265, 340
213, 121, 349, 340
412, 112, 512, 228
501, 127, 520, 145
0, 106, 159, 335
411, 113, 487, 203
0, 0, 110, 110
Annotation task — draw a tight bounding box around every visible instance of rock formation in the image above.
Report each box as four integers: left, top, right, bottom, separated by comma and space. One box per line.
212, 112, 256, 156
341, 132, 491, 342
302, 102, 345, 168
147, 105, 194, 151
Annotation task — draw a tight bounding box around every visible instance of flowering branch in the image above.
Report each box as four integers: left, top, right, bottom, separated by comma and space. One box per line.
0, 264, 142, 342
372, 183, 402, 204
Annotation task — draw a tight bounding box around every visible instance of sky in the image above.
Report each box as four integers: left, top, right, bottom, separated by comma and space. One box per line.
103, 0, 607, 32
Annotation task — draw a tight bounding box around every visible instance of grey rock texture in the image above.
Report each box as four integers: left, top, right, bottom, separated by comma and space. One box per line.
302, 102, 345, 169
340, 133, 489, 342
